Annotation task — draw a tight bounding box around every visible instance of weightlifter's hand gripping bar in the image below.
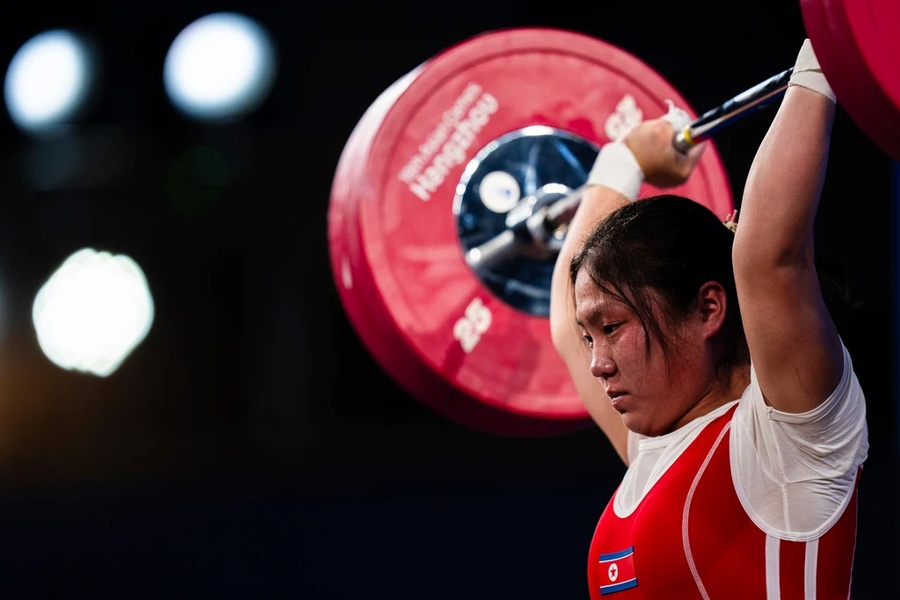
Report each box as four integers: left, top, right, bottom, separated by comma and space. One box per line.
465, 67, 794, 271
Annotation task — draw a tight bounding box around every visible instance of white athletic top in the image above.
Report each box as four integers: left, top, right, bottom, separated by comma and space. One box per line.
621, 342, 868, 539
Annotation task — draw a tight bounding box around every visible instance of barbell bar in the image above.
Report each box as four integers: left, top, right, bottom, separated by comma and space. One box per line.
464, 67, 795, 272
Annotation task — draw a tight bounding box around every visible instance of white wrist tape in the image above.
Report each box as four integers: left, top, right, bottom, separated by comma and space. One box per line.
788, 38, 836, 103
586, 141, 644, 202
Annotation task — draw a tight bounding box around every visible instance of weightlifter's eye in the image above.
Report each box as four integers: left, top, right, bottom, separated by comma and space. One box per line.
602, 323, 621, 335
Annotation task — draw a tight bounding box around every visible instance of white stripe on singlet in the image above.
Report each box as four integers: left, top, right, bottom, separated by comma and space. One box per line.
683, 422, 732, 600
766, 535, 781, 599
805, 539, 819, 599
765, 535, 818, 599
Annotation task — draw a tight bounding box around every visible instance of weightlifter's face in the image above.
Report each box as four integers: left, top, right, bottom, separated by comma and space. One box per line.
574, 270, 703, 437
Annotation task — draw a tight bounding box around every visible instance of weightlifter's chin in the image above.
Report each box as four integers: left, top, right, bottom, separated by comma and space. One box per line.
619, 410, 655, 438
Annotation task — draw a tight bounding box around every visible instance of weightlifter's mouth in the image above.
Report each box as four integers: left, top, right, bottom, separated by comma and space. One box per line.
607, 389, 628, 410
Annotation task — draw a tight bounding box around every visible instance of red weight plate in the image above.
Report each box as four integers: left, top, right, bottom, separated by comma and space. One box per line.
802, 0, 900, 159
330, 68, 453, 406
329, 70, 414, 367
334, 27, 734, 436
329, 65, 586, 436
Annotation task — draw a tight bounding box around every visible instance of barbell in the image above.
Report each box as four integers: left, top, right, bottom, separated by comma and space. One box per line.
328, 2, 898, 437
464, 67, 795, 272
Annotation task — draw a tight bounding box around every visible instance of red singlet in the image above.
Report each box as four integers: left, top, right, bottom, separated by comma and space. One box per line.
587, 404, 860, 599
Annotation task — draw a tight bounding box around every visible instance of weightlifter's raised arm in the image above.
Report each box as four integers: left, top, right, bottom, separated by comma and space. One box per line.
731, 39, 844, 414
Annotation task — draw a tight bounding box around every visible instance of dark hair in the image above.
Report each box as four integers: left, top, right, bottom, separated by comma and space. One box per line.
569, 194, 749, 374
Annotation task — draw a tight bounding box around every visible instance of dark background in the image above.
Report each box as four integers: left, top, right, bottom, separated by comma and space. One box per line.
0, 0, 896, 598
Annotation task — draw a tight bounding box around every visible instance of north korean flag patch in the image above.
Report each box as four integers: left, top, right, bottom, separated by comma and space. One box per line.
598, 546, 638, 594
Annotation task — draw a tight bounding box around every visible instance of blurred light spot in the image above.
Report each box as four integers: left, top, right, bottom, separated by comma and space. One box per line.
163, 12, 277, 123
4, 29, 99, 134
166, 144, 228, 215
32, 248, 155, 377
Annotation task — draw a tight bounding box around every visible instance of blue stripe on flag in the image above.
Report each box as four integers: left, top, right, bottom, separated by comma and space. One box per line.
599, 546, 634, 561
600, 578, 638, 595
